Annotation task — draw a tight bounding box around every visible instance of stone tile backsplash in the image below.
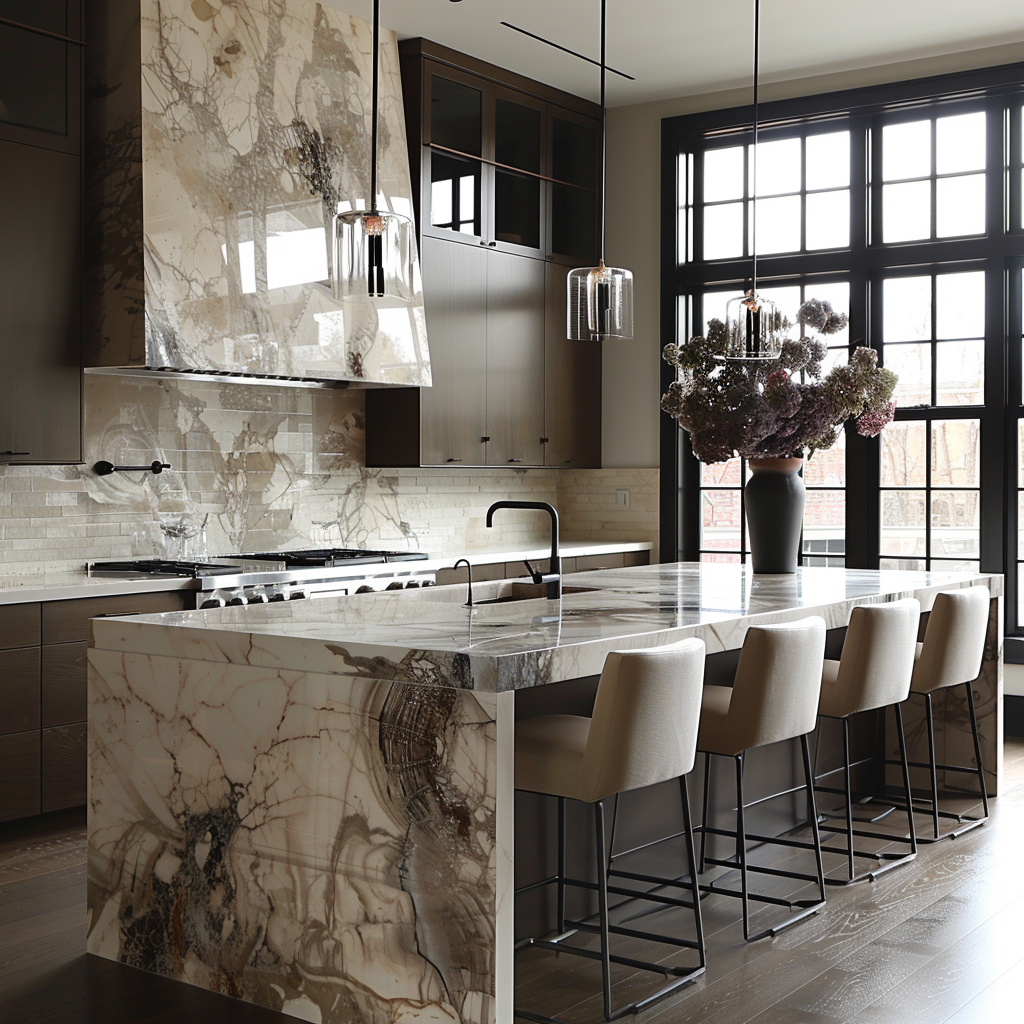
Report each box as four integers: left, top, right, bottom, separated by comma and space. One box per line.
0, 375, 658, 574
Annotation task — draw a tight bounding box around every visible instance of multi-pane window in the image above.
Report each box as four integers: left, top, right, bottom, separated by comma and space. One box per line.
666, 66, 1024, 633
700, 131, 851, 260
880, 112, 986, 243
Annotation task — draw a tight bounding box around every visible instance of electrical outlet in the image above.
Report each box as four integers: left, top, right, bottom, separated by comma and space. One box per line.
614, 489, 630, 509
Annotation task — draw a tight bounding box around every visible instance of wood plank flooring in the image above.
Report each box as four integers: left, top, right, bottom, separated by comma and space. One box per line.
1, 741, 1022, 1024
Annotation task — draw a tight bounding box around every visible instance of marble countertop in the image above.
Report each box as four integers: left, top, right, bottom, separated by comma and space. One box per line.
0, 541, 651, 606
90, 563, 1002, 692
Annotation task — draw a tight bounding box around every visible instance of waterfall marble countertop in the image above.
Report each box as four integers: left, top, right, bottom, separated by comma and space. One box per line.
90, 563, 1002, 693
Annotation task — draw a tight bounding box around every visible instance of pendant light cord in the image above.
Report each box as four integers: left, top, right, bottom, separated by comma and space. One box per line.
751, 0, 759, 296
370, 0, 380, 214
599, 0, 606, 265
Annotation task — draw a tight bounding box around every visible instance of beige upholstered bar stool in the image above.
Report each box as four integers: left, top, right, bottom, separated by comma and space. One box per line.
514, 638, 707, 1023
887, 586, 991, 842
696, 617, 827, 942
814, 599, 920, 884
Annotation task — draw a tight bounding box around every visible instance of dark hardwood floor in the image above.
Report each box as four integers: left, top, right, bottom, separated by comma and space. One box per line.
2, 740, 1022, 1024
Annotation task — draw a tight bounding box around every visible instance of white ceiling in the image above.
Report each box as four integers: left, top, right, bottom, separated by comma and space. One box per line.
328, 1, 1024, 107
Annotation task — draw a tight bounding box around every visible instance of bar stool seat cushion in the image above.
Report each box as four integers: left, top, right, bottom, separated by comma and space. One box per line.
516, 714, 592, 800
910, 587, 989, 695
514, 637, 706, 804
697, 618, 826, 757
817, 599, 921, 719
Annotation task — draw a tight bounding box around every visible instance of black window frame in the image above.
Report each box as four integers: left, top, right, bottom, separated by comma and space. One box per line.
660, 61, 1024, 636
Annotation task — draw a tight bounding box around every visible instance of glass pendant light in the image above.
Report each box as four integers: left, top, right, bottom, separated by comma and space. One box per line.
724, 0, 781, 361
333, 0, 415, 304
567, 0, 633, 341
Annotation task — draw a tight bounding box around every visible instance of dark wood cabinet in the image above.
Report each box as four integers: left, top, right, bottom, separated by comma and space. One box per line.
0, 1, 83, 465
366, 40, 602, 469
0, 589, 190, 823
0, 141, 82, 464
485, 250, 546, 466
543, 262, 602, 467
419, 236, 489, 466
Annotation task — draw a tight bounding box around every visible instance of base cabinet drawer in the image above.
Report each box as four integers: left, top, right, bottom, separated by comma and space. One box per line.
42, 590, 190, 644
41, 723, 87, 813
576, 553, 626, 572
0, 646, 41, 734
0, 731, 42, 822
41, 641, 87, 728
0, 602, 41, 650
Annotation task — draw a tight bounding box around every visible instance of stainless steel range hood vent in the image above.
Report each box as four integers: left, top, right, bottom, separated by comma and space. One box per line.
83, 0, 431, 390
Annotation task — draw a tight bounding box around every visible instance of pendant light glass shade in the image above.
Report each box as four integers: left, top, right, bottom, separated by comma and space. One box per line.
333, 208, 415, 304
568, 262, 633, 341
724, 290, 782, 360
566, 0, 633, 342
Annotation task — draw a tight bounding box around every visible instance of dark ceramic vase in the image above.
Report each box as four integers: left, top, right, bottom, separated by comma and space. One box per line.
744, 457, 805, 574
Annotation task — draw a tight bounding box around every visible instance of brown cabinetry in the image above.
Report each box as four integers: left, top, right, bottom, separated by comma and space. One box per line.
0, 588, 189, 823
365, 40, 602, 469
0, 1, 83, 465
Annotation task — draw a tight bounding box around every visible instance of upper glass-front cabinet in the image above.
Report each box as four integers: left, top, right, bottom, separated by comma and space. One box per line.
0, 0, 81, 151
419, 62, 598, 262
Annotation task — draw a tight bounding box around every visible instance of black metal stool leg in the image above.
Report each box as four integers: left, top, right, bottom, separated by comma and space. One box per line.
594, 801, 613, 1021
679, 776, 706, 969
801, 733, 827, 904
842, 718, 855, 881
699, 751, 710, 873
735, 754, 750, 941
925, 693, 940, 840
557, 796, 566, 933
965, 681, 990, 819
894, 702, 917, 854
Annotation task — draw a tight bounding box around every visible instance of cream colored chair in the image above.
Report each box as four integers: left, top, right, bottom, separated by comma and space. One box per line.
514, 637, 707, 1023
696, 617, 827, 942
815, 599, 920, 884
892, 586, 991, 842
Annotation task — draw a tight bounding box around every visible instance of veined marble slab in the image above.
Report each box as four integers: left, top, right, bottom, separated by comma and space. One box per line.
88, 564, 1001, 1023
92, 563, 1002, 694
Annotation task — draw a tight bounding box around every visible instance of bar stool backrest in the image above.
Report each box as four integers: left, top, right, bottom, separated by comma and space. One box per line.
580, 637, 706, 804
912, 586, 990, 694
836, 598, 921, 714
729, 617, 826, 751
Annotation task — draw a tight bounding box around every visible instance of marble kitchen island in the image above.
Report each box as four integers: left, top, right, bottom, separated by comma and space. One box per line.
87, 564, 1003, 1024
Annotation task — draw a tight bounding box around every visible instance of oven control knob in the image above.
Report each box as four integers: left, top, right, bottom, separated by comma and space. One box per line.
386, 581, 404, 590
269, 593, 287, 602
200, 597, 225, 609
356, 585, 374, 594
249, 593, 269, 604
288, 590, 307, 600
422, 579, 436, 587
227, 596, 246, 606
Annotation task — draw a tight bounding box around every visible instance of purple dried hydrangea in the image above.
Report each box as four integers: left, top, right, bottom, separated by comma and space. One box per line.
661, 298, 897, 463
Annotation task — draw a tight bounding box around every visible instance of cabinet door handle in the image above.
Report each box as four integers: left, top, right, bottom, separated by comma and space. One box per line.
447, 457, 463, 462
0, 451, 30, 457
481, 436, 491, 442
565, 460, 577, 464
540, 437, 549, 444
508, 458, 523, 463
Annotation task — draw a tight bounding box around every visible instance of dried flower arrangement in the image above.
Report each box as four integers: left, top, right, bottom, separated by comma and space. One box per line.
661, 299, 897, 464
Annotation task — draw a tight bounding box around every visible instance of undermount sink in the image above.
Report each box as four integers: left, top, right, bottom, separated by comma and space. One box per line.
473, 585, 597, 606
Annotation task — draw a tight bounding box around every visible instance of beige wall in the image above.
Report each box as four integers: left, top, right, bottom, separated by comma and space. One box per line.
601, 40, 1024, 469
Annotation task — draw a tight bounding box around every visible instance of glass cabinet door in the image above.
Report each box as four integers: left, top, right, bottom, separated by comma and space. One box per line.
427, 74, 484, 239
493, 95, 543, 252
550, 114, 599, 262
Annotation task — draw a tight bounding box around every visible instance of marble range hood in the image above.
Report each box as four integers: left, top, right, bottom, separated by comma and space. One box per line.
83, 0, 431, 388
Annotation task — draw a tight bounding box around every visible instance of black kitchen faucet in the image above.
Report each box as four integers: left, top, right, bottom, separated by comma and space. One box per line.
485, 501, 561, 599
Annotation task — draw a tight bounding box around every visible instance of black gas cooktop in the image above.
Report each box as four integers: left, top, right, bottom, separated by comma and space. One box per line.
235, 548, 428, 567
89, 549, 429, 577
